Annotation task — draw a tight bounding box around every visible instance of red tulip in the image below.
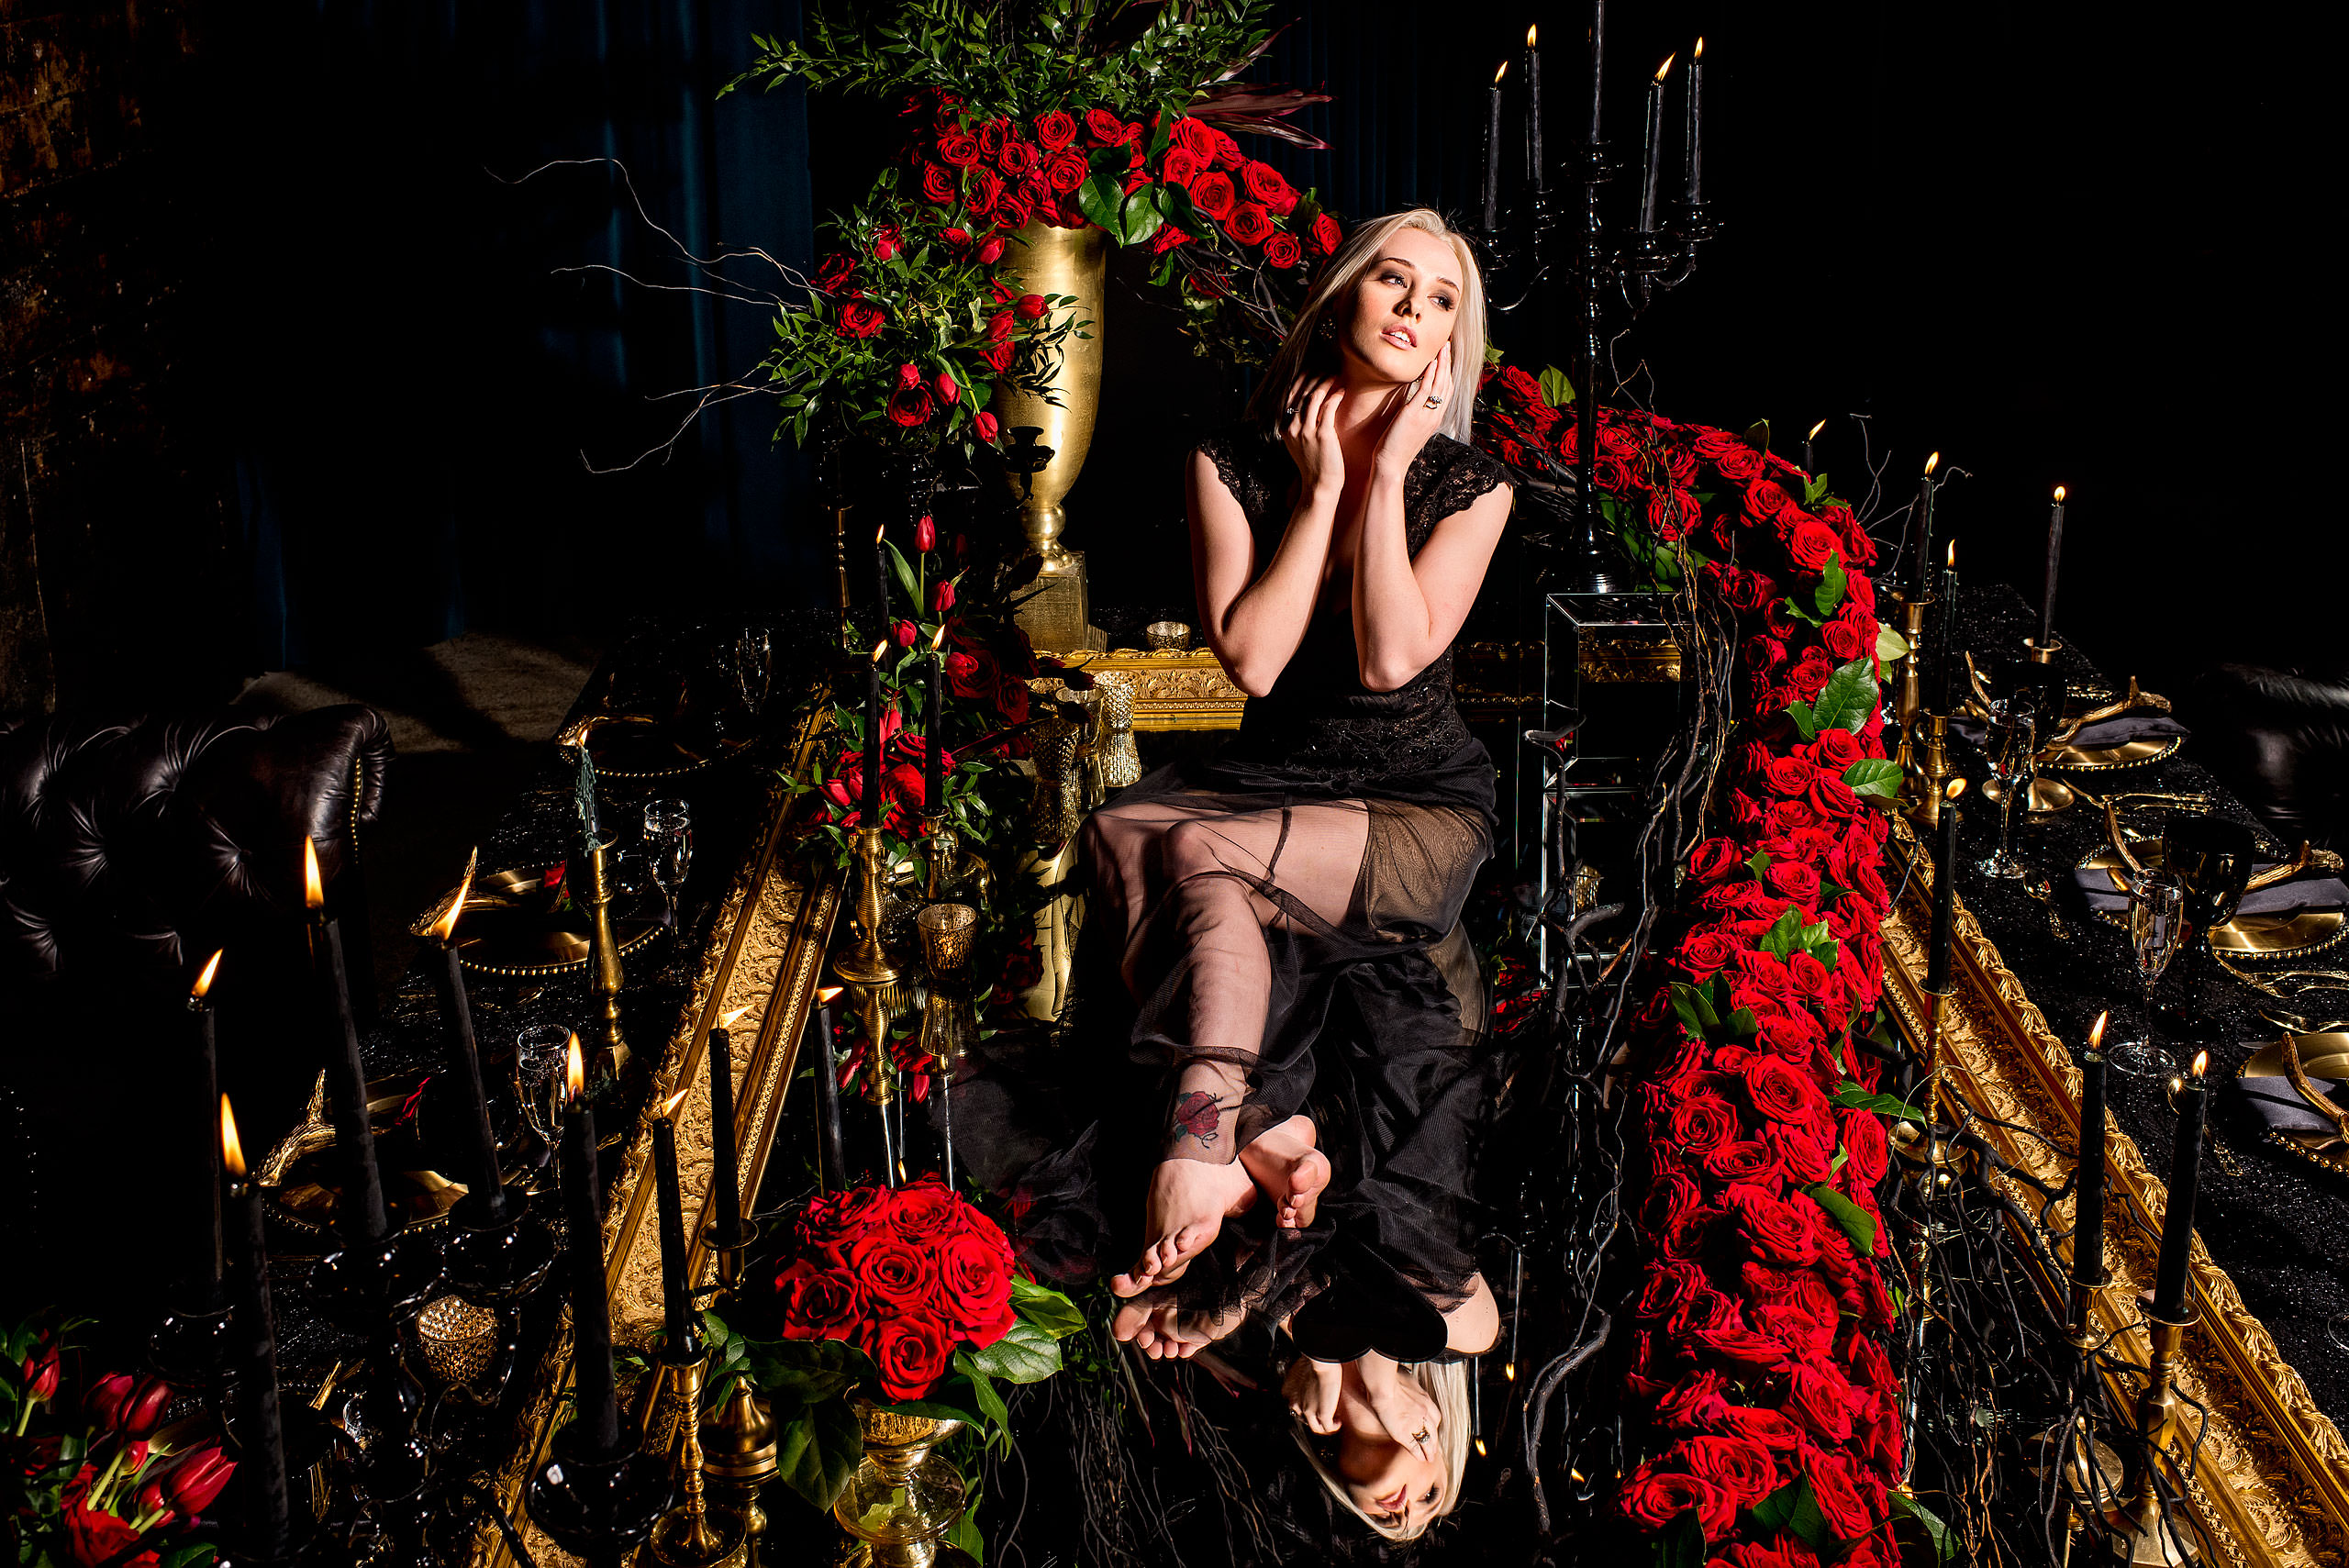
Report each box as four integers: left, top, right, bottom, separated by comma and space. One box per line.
895, 361, 922, 391
933, 581, 956, 614
161, 1441, 235, 1517
88, 1373, 172, 1440
941, 226, 971, 248
934, 371, 960, 406
20, 1342, 60, 1401
134, 1479, 173, 1526
976, 236, 1005, 264
1015, 293, 1047, 320
914, 515, 937, 552
974, 411, 999, 442
121, 1440, 150, 1474
895, 619, 918, 648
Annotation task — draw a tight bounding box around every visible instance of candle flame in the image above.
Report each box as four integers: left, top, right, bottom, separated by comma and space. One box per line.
818, 984, 845, 1003
193, 949, 224, 1000
2190, 1050, 2209, 1078
660, 1087, 688, 1120
565, 1032, 585, 1102
1946, 539, 1956, 568
1944, 778, 1968, 801
429, 855, 476, 942
1808, 418, 1827, 440
303, 836, 325, 909
2054, 484, 2067, 503
1503, 1362, 1517, 1381
1923, 451, 1941, 477
2088, 1010, 2108, 1050
720, 1006, 751, 1028
1694, 37, 1705, 60
874, 524, 885, 544
1494, 61, 1508, 84
871, 640, 889, 663
221, 1094, 245, 1179
1655, 53, 1675, 81
930, 623, 948, 651
1526, 24, 1536, 46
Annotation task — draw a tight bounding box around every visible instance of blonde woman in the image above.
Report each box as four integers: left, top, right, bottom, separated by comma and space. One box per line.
1082, 208, 1510, 1335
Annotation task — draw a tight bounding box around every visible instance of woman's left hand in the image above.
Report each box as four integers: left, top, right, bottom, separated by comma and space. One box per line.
1353, 1358, 1440, 1463
1372, 340, 1453, 474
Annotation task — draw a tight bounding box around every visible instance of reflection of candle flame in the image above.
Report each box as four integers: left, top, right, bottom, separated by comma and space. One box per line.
720, 1006, 751, 1028
222, 1095, 245, 1179
1944, 778, 1968, 801
1808, 418, 1827, 440
429, 856, 475, 942
1494, 61, 1508, 84
2088, 1010, 2108, 1050
2054, 484, 2067, 503
1655, 53, 1675, 80
1503, 1362, 1517, 1381
303, 837, 325, 909
660, 1088, 687, 1119
818, 985, 845, 1003
193, 949, 224, 1000
2190, 1050, 2209, 1078
1526, 24, 1536, 46
566, 1032, 585, 1101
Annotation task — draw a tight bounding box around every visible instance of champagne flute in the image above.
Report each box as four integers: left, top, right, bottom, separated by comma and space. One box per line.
2110, 870, 2188, 1077
1978, 703, 2037, 879
643, 799, 692, 929
513, 1024, 573, 1187
2164, 815, 2255, 1037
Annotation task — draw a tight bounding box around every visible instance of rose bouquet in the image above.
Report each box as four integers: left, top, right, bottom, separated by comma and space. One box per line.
1477, 374, 1934, 1562
5, 1318, 237, 1568
712, 1180, 1082, 1513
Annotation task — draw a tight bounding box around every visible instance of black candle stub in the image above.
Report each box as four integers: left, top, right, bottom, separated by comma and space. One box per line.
558, 1037, 623, 1459
222, 1096, 294, 1557
433, 862, 507, 1229
812, 990, 850, 1191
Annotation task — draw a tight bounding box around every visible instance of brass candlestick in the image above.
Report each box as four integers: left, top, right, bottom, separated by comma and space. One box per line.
1895, 593, 1932, 740
648, 1356, 747, 1567
833, 827, 901, 986
582, 838, 631, 1076
2026, 636, 2064, 665
2104, 1307, 2200, 1566
701, 1382, 778, 1567
1911, 714, 1954, 828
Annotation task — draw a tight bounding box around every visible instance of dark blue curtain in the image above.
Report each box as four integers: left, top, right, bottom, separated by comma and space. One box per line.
206, 0, 813, 671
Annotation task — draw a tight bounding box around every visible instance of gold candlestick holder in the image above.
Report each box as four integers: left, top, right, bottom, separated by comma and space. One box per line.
2104, 1307, 2200, 1566
648, 1355, 748, 1567
582, 838, 631, 1076
833, 826, 901, 986
1895, 593, 1932, 740
2026, 636, 2064, 665
700, 1382, 778, 1567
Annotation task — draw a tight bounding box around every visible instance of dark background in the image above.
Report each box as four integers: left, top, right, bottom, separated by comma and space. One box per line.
3, 1, 2331, 716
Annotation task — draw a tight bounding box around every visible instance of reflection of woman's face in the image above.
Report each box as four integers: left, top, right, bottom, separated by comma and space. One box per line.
1334, 226, 1458, 388
1337, 1428, 1443, 1536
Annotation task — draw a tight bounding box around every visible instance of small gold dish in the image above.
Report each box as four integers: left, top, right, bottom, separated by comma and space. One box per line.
2077, 840, 2349, 959
423, 865, 665, 977
2237, 1034, 2349, 1180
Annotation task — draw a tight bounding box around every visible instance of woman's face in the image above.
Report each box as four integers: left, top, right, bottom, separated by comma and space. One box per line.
1337, 1428, 1444, 1537
1334, 225, 1460, 387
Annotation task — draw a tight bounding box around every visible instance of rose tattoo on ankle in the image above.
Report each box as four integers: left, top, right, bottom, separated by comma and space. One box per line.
1171, 1090, 1223, 1148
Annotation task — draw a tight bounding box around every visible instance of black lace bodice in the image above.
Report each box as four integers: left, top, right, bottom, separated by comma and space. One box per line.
1195, 425, 1511, 781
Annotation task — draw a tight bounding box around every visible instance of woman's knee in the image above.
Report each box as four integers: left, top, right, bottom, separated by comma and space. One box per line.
1161, 817, 1232, 880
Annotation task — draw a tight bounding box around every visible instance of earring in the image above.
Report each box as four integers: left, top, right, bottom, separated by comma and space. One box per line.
1315, 317, 1337, 340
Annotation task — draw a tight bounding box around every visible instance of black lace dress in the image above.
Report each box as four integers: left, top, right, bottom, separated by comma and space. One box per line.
1016, 425, 1512, 1347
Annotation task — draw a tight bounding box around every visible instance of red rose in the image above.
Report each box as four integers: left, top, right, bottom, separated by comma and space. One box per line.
888, 386, 935, 427
1262, 230, 1302, 269
1694, 428, 1766, 483
774, 1261, 863, 1340
1724, 1183, 1820, 1265
1655, 1369, 1732, 1430
1187, 171, 1237, 221
812, 251, 857, 294
1681, 1433, 1778, 1504
850, 1235, 940, 1308
996, 139, 1039, 180
861, 1315, 953, 1403
974, 410, 999, 442
1760, 1009, 1824, 1062
1806, 1449, 1880, 1542
1161, 148, 1202, 187
1718, 1404, 1808, 1453
1241, 160, 1297, 215
1224, 203, 1275, 246
1821, 605, 1871, 662
1172, 115, 1218, 162
1842, 1107, 1890, 1186
1765, 858, 1823, 905
1704, 1139, 1779, 1183
885, 1179, 962, 1240
1721, 1541, 1822, 1568
1308, 211, 1341, 256
1811, 727, 1865, 771
1689, 1320, 1795, 1375
939, 1229, 1017, 1344
966, 168, 1006, 217
1808, 770, 1863, 820
1743, 477, 1797, 524
1042, 150, 1088, 194
60, 1499, 155, 1568
1787, 651, 1836, 701
1667, 1092, 1741, 1153
919, 162, 959, 204
1032, 110, 1076, 150
1675, 928, 1740, 981
937, 131, 981, 168
1786, 517, 1842, 576
1152, 224, 1194, 255
1761, 753, 1814, 796
1620, 1466, 1732, 1538
1783, 1360, 1861, 1443
1015, 292, 1048, 321
1744, 1055, 1825, 1124
975, 117, 1008, 158
838, 299, 885, 339
1084, 107, 1137, 146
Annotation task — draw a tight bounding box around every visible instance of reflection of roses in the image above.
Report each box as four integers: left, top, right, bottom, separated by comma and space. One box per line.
861, 1316, 952, 1403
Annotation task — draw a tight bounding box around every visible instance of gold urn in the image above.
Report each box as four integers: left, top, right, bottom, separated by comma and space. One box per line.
830, 1402, 973, 1567
991, 218, 1108, 653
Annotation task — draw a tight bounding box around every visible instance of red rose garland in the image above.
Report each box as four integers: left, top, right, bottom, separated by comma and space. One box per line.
1479, 373, 1909, 1563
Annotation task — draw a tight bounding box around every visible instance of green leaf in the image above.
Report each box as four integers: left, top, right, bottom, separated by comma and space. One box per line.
775, 1394, 866, 1511
1756, 907, 1807, 958
1843, 758, 1904, 804
1786, 700, 1820, 741
1723, 1006, 1761, 1039
957, 1356, 1011, 1434
1744, 849, 1772, 880
1832, 1082, 1931, 1121
1076, 172, 1127, 236
1670, 981, 1721, 1037
1652, 1507, 1708, 1568
1742, 418, 1771, 453
1802, 1180, 1879, 1255
946, 1482, 988, 1562
1891, 1492, 1957, 1562
1749, 1476, 1832, 1551
745, 1338, 874, 1406
1876, 620, 1911, 664
961, 1318, 1061, 1385
1010, 1274, 1086, 1339
1809, 656, 1881, 735
1803, 472, 1831, 506
1538, 365, 1575, 407
1809, 549, 1847, 619
159, 1546, 217, 1568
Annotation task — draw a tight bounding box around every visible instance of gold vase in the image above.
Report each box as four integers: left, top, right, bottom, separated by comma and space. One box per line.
992, 219, 1108, 653
831, 1403, 972, 1567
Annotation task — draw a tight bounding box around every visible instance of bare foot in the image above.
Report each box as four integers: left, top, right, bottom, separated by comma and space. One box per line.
1239, 1115, 1330, 1229
1110, 1157, 1255, 1297
1112, 1296, 1247, 1359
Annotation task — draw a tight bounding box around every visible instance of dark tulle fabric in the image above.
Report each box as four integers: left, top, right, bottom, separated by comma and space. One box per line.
1008, 427, 1511, 1346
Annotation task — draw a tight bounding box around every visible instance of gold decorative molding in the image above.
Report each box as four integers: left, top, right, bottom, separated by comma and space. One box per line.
1880, 820, 2349, 1568
1047, 646, 1245, 730
470, 701, 843, 1568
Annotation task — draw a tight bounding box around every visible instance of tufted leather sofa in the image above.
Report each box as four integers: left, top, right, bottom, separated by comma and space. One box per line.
0, 705, 391, 1310
2182, 664, 2349, 851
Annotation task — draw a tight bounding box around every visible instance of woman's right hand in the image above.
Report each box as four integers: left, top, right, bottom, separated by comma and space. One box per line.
1279, 375, 1345, 501
1284, 1357, 1343, 1435
1353, 1357, 1440, 1463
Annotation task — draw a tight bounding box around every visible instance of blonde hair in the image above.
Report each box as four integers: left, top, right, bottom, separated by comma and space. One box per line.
1246, 209, 1487, 449
1291, 1359, 1473, 1542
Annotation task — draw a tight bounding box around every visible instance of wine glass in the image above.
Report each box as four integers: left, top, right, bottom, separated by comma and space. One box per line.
1978, 702, 2037, 879
2110, 870, 2188, 1077
513, 1024, 573, 1185
734, 626, 772, 718
2164, 815, 2255, 1036
643, 799, 692, 929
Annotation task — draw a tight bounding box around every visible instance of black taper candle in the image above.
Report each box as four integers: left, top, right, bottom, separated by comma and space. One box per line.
559, 1041, 623, 1457
873, 524, 891, 624
1933, 542, 1960, 715
863, 650, 885, 824
1927, 783, 1962, 995
810, 990, 849, 1191
306, 839, 388, 1244
1482, 61, 1506, 231
708, 1026, 740, 1242
1911, 454, 1940, 601
433, 902, 507, 1227
1637, 55, 1671, 232
190, 951, 225, 1307
2151, 1052, 2210, 1321
2075, 1012, 2110, 1290
222, 1096, 292, 1556
2039, 484, 2067, 650
1583, 4, 1603, 144
652, 1103, 700, 1362
1684, 37, 1705, 205
1527, 25, 1545, 195
924, 647, 945, 817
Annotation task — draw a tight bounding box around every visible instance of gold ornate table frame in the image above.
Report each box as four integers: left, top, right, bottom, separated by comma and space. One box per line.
468, 706, 841, 1568
1880, 820, 2349, 1567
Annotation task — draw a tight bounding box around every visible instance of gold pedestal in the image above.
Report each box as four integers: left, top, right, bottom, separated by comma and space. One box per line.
833, 1404, 974, 1568
2105, 1310, 2201, 1565
1911, 714, 1954, 828
582, 838, 631, 1076
833, 828, 901, 987
701, 1384, 778, 1567
1895, 594, 1932, 739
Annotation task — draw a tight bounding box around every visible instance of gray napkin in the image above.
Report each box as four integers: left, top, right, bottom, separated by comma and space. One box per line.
2232, 1067, 2349, 1140
2075, 863, 2349, 916
1953, 709, 2189, 750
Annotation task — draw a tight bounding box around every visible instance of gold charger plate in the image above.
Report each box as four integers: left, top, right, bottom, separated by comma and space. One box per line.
582, 714, 751, 780
2236, 1033, 2349, 1180
448, 866, 666, 977
2077, 840, 2349, 958
2039, 733, 2184, 772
